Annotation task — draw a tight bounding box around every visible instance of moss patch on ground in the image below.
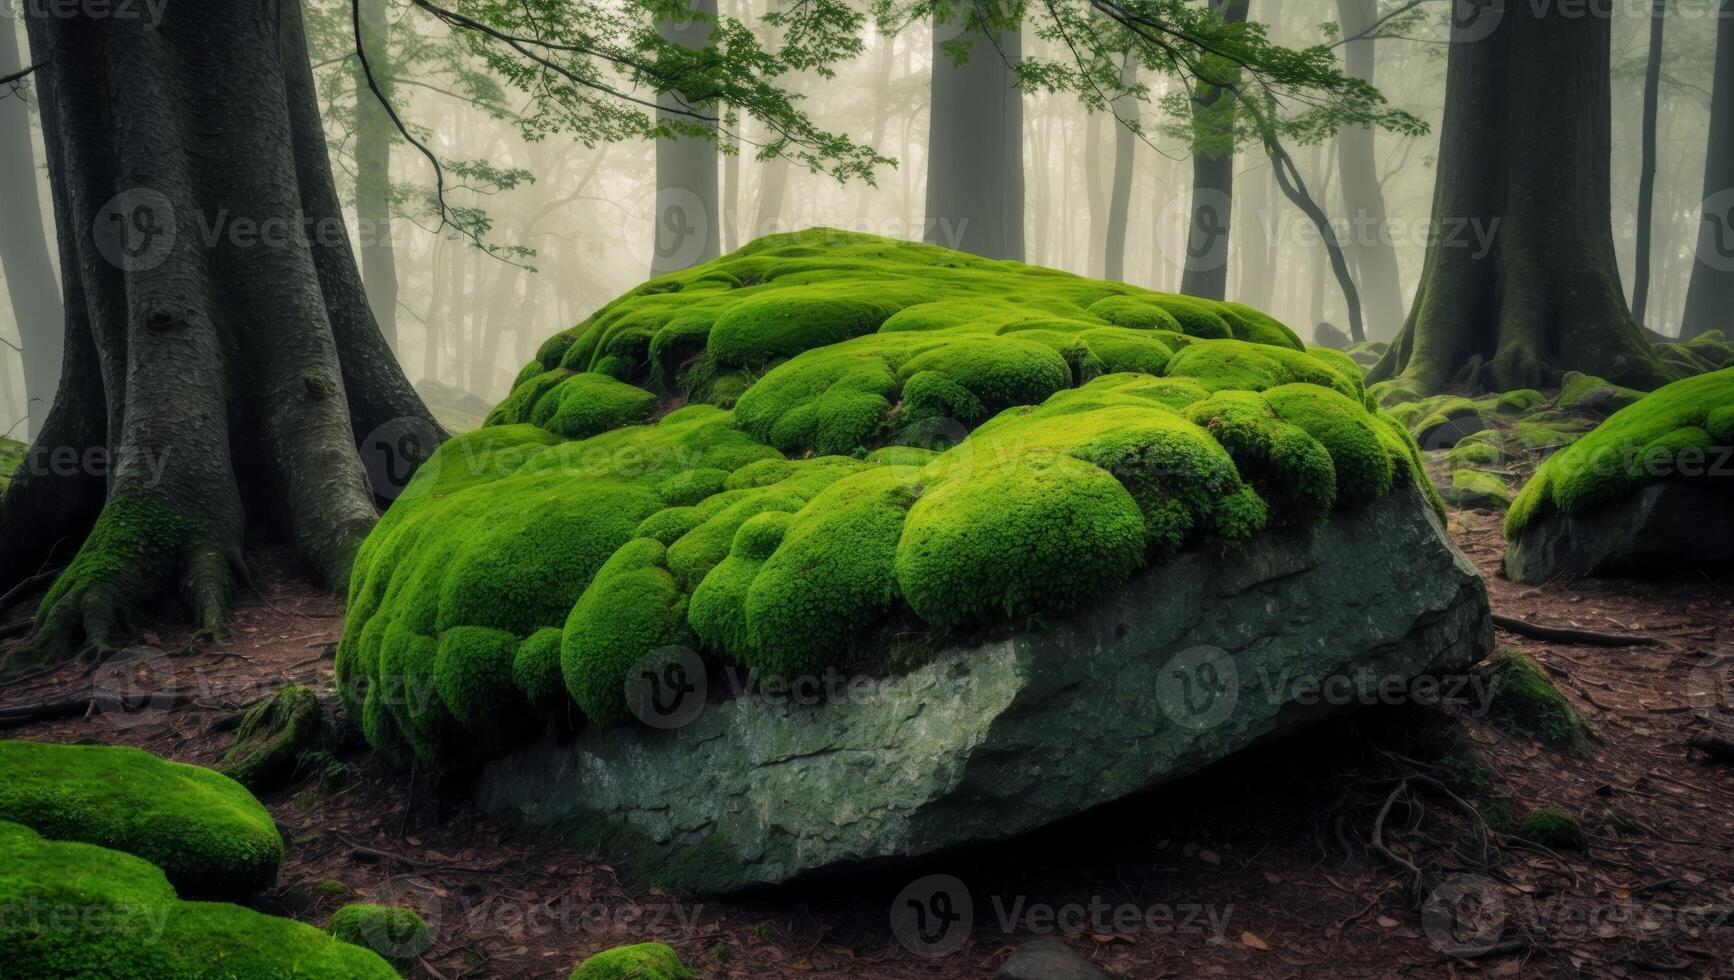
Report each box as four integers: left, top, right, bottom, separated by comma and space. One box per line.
0, 820, 396, 979
337, 230, 1436, 766
325, 902, 433, 963
1515, 807, 1585, 850
569, 942, 694, 980
0, 740, 283, 900
219, 685, 341, 794
1480, 651, 1590, 749
1505, 367, 1734, 537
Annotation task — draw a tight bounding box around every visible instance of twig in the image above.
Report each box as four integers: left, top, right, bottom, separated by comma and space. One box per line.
1492, 613, 1660, 647
0, 569, 61, 616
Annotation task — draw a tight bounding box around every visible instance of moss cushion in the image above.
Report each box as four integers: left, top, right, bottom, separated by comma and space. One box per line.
337, 230, 1436, 764
0, 821, 396, 979
0, 740, 283, 900
1505, 366, 1734, 537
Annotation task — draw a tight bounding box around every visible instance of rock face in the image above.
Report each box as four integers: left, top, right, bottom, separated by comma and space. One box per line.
476, 484, 1491, 893
1504, 482, 1734, 584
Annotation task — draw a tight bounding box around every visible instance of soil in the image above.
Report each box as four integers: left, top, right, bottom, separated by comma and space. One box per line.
2, 509, 1732, 979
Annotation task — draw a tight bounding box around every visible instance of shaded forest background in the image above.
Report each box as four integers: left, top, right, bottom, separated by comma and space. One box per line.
0, 0, 1723, 436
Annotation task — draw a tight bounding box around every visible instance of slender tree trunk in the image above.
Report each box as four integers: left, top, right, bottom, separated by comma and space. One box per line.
1, 0, 439, 673
1085, 111, 1107, 277
924, 5, 1024, 260
1103, 54, 1137, 281
353, 0, 398, 352
1332, 0, 1405, 340
1370, 0, 1670, 393
1631, 0, 1666, 327
0, 25, 64, 440
1180, 0, 1248, 299
1681, 0, 1734, 339
652, 0, 721, 273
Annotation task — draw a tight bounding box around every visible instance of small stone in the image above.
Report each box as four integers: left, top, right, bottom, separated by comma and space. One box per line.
995, 938, 1109, 980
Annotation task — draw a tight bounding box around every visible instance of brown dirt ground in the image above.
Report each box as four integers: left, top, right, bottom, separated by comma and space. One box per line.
2, 509, 1732, 980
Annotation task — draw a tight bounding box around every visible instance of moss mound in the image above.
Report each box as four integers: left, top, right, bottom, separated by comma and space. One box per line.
325, 903, 433, 962
569, 942, 694, 980
338, 230, 1435, 765
0, 820, 396, 979
0, 740, 283, 900
1515, 807, 1585, 850
1480, 651, 1589, 749
1505, 367, 1734, 538
219, 685, 341, 793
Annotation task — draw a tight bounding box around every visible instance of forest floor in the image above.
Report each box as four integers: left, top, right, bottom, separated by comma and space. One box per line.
2, 512, 1732, 979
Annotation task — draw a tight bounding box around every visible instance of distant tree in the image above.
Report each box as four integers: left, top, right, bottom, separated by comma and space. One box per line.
1179, 0, 1248, 301
1682, 0, 1734, 339
1331, 0, 1406, 340
0, 27, 61, 440
922, 0, 1026, 260
1103, 51, 1139, 281
1631, 0, 1667, 329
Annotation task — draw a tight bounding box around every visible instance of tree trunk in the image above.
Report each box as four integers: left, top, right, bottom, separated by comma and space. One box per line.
1180, 0, 1248, 299
652, 0, 721, 273
1369, 0, 1670, 394
352, 0, 399, 353
0, 0, 440, 673
1103, 54, 1137, 281
1681, 0, 1734, 339
1332, 0, 1405, 340
924, 7, 1024, 260
1085, 111, 1106, 277
0, 25, 64, 441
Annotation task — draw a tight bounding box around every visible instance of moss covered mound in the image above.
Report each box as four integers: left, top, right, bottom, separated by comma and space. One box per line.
568, 942, 694, 980
0, 740, 283, 900
325, 903, 433, 962
338, 230, 1437, 765
0, 820, 396, 979
1505, 367, 1734, 538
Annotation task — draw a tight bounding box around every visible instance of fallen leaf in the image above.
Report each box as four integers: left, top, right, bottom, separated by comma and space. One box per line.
1240, 931, 1270, 951
1376, 915, 1399, 929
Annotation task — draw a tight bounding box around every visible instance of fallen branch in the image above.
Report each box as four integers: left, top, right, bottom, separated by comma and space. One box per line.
1492, 613, 1660, 648
0, 688, 200, 729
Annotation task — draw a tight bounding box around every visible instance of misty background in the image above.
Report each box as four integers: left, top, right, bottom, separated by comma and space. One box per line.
0, 0, 1722, 438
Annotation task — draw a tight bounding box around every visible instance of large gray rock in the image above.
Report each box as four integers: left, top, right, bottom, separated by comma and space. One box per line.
1504, 482, 1734, 584
996, 938, 1109, 980
477, 484, 1491, 893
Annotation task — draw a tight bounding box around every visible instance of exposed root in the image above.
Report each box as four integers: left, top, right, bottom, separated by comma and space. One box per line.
1492, 613, 1661, 648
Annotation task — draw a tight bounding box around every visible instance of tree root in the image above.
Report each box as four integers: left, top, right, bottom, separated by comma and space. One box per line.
0, 687, 201, 729
1492, 613, 1660, 647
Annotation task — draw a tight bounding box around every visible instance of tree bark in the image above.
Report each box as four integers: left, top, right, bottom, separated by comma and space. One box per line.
1180, 0, 1248, 299
0, 0, 440, 673
1369, 0, 1671, 394
924, 6, 1024, 260
653, 0, 721, 273
1332, 0, 1405, 340
1085, 111, 1107, 277
1681, 0, 1734, 339
353, 0, 399, 352
0, 25, 64, 440
1103, 53, 1137, 281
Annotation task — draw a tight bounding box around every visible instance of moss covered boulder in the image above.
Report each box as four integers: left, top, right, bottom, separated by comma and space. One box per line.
1504, 367, 1734, 583
0, 820, 396, 979
568, 942, 693, 980
340, 231, 1490, 889
0, 740, 283, 900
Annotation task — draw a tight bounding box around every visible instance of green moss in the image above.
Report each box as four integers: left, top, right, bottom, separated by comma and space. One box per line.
325, 903, 433, 962
0, 821, 395, 979
1515, 807, 1585, 850
342, 230, 1437, 765
34, 496, 198, 638
1492, 388, 1545, 414
1558, 371, 1644, 412
569, 942, 694, 980
1506, 367, 1734, 537
529, 372, 658, 439
220, 685, 337, 793
0, 437, 24, 493
1481, 651, 1589, 749
1441, 470, 1511, 512
0, 741, 282, 901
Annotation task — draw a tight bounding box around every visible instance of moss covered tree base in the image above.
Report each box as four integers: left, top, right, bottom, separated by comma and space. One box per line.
477, 483, 1490, 894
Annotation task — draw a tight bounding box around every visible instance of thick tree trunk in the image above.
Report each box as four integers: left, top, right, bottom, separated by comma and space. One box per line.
1681, 0, 1734, 339
1180, 0, 1248, 299
924, 7, 1024, 260
0, 0, 440, 673
353, 0, 399, 353
1103, 54, 1137, 282
0, 26, 64, 440
1332, 0, 1405, 340
1369, 0, 1670, 394
652, 0, 721, 273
